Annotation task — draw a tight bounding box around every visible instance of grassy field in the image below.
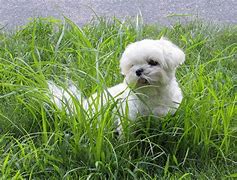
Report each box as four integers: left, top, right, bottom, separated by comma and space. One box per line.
0, 17, 236, 179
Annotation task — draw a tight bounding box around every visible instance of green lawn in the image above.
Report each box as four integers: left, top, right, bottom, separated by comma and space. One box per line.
0, 17, 236, 179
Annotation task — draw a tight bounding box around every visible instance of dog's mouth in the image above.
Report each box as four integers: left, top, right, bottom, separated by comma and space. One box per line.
137, 77, 149, 85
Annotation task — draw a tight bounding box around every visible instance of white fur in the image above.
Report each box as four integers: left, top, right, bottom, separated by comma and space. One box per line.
48, 38, 185, 132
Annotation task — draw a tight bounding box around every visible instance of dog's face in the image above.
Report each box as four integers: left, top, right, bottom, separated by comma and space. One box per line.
120, 38, 185, 89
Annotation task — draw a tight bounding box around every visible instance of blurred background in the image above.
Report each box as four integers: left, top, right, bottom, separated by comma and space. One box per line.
0, 0, 237, 29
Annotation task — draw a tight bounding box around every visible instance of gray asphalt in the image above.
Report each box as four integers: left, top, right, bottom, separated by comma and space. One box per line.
0, 0, 237, 29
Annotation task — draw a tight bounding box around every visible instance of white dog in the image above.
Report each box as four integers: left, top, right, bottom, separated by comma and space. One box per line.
48, 38, 185, 131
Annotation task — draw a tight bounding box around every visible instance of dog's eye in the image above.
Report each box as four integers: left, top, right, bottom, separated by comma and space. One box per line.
148, 59, 159, 66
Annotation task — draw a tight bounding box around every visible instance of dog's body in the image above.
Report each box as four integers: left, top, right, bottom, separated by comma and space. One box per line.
85, 78, 182, 119
48, 38, 185, 130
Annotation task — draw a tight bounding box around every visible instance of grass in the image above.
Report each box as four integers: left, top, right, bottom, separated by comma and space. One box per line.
0, 17, 236, 179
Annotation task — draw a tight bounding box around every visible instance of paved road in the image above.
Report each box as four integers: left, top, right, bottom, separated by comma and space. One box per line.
0, 0, 237, 29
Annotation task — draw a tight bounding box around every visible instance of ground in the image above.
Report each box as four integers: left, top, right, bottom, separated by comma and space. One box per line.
0, 17, 236, 179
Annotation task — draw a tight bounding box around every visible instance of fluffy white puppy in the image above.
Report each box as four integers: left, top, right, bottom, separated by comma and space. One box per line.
48, 38, 185, 131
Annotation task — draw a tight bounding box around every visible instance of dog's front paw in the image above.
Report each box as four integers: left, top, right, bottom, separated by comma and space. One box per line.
152, 106, 170, 117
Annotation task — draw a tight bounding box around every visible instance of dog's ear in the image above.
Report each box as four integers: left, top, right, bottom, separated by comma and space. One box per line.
119, 43, 134, 76
159, 37, 185, 69
120, 54, 128, 75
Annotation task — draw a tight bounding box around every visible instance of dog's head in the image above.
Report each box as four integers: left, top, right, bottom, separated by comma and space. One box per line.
120, 38, 185, 88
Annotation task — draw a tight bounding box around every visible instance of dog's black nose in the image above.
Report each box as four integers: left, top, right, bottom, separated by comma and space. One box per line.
136, 68, 144, 76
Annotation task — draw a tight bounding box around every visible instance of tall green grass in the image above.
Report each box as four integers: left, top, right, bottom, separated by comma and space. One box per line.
0, 17, 236, 179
